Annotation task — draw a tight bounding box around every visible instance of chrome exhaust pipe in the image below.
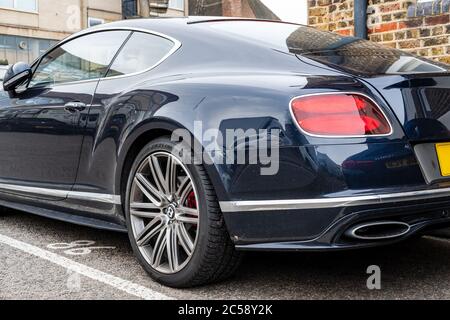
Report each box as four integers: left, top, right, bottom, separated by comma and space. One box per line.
345, 221, 411, 240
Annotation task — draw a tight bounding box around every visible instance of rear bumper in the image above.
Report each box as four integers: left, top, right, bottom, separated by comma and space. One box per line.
222, 187, 450, 251
220, 186, 450, 212
216, 138, 450, 251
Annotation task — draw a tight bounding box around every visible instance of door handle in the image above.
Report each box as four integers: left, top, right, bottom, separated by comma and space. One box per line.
64, 101, 87, 113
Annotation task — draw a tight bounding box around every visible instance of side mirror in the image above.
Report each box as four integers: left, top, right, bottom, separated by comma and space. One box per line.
2, 62, 32, 95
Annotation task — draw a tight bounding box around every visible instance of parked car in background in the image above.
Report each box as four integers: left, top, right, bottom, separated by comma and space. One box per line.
2, 17, 450, 288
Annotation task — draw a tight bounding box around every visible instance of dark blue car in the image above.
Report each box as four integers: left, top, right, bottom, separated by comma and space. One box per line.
2, 17, 450, 287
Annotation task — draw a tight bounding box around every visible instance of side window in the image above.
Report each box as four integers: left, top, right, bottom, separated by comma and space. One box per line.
29, 31, 131, 87
106, 32, 175, 77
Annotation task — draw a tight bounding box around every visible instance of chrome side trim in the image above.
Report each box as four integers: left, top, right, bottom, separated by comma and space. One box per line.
67, 191, 121, 205
0, 183, 121, 205
219, 187, 450, 212
0, 183, 68, 198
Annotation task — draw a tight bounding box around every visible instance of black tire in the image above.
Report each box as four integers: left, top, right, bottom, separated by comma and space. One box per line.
124, 136, 242, 288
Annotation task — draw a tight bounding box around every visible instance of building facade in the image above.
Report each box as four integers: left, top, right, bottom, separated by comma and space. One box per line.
0, 0, 122, 65
308, 0, 450, 64
188, 0, 280, 20
122, 0, 187, 18
0, 0, 307, 65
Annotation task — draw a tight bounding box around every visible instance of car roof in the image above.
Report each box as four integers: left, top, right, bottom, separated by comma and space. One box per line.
84, 16, 304, 39
185, 16, 304, 26
67, 16, 306, 52
46, 16, 310, 69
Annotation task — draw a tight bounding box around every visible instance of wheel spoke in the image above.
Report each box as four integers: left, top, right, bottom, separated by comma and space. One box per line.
130, 202, 161, 218
177, 216, 198, 225
149, 155, 170, 196
134, 174, 164, 206
150, 229, 166, 267
176, 177, 193, 203
166, 225, 179, 272
131, 202, 160, 210
176, 223, 194, 255
130, 210, 161, 219
177, 206, 199, 225
166, 155, 177, 195
136, 217, 165, 246
178, 206, 198, 216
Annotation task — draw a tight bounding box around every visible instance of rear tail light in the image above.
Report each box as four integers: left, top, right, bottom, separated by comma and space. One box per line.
290, 93, 392, 137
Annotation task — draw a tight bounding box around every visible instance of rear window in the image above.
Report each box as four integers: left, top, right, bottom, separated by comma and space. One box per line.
203, 20, 450, 76
106, 32, 175, 77
204, 20, 303, 52
295, 33, 450, 76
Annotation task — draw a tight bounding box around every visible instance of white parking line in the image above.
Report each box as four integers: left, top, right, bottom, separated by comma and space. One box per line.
0, 233, 174, 300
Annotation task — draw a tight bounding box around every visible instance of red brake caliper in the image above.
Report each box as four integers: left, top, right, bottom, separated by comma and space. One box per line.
186, 191, 197, 209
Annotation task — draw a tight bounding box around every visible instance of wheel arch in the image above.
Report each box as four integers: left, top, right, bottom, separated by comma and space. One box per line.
116, 118, 228, 217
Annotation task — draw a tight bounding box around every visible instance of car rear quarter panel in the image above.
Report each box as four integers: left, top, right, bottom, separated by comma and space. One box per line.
73, 70, 424, 209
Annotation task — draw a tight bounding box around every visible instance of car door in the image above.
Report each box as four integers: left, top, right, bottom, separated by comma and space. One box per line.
73, 31, 179, 197
74, 30, 181, 198
0, 30, 131, 200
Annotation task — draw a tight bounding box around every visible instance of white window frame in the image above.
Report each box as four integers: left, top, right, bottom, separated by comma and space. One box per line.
88, 17, 105, 28
0, 0, 38, 13
168, 0, 184, 11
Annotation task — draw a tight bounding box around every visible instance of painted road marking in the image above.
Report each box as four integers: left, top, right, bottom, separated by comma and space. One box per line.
47, 240, 97, 249
0, 233, 174, 300
47, 240, 116, 256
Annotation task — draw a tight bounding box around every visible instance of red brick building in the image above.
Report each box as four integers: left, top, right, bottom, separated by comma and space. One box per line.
308, 0, 450, 63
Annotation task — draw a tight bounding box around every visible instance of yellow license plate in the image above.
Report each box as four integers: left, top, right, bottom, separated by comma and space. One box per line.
436, 143, 450, 176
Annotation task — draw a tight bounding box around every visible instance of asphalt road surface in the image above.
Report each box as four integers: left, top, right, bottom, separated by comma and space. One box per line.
1, 209, 450, 300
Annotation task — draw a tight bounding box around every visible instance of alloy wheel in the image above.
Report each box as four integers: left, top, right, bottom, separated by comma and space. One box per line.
129, 151, 199, 274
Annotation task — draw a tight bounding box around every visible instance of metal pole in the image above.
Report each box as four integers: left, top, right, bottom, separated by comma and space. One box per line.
354, 0, 368, 39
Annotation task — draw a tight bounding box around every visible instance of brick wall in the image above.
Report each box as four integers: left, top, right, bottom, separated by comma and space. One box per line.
308, 0, 355, 35
308, 0, 450, 64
